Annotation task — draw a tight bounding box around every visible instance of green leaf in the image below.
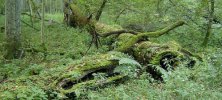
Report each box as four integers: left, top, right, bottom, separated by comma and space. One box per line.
119, 58, 141, 67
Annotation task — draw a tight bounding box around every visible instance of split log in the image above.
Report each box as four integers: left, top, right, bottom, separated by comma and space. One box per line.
0, 52, 130, 99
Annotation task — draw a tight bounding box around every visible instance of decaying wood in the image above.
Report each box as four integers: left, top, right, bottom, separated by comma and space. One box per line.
0, 2, 201, 99
0, 52, 129, 99
113, 21, 185, 52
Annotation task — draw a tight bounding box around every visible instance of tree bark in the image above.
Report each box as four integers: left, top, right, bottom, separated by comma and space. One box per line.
28, 0, 34, 27
202, 0, 215, 46
95, 0, 108, 21
63, 0, 72, 25
112, 21, 185, 52
5, 0, 22, 59
41, 0, 45, 44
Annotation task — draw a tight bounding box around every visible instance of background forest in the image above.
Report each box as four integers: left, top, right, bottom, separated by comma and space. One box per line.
0, 0, 222, 99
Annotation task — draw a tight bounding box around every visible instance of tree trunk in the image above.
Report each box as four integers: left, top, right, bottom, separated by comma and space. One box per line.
5, 0, 22, 59
156, 0, 163, 18
41, 0, 45, 44
28, 0, 34, 27
30, 0, 41, 18
95, 0, 108, 21
50, 0, 52, 14
0, 0, 5, 15
202, 0, 215, 46
63, 0, 72, 25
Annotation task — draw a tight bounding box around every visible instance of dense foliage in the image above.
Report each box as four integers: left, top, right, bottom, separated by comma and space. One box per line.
0, 0, 222, 99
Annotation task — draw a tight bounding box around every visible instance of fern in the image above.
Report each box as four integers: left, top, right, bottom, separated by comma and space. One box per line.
111, 57, 141, 78
111, 57, 141, 67
119, 58, 142, 67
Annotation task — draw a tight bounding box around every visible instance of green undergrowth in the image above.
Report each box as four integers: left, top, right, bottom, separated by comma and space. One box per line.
82, 50, 222, 99
0, 13, 222, 99
83, 64, 222, 100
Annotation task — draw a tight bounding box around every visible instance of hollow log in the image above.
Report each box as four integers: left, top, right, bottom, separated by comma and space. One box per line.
0, 52, 129, 99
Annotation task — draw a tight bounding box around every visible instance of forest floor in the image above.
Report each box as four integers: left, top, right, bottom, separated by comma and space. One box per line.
0, 14, 222, 99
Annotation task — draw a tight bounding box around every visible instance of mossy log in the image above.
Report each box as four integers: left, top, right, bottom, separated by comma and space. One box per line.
0, 42, 197, 99
63, 1, 199, 83
133, 41, 187, 80
0, 33, 198, 99
0, 52, 129, 99
133, 41, 182, 66
110, 21, 185, 52
0, 2, 200, 99
64, 1, 95, 27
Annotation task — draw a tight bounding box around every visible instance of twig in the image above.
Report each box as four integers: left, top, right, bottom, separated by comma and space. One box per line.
21, 20, 40, 31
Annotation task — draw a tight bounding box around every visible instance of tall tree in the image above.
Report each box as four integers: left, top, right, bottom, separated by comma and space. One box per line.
40, 0, 47, 59
41, 0, 45, 43
63, 0, 72, 25
28, 0, 34, 26
5, 0, 22, 59
202, 0, 215, 46
0, 0, 5, 15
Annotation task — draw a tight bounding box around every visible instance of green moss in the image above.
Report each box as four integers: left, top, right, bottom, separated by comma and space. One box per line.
111, 21, 185, 52
69, 3, 88, 26
133, 41, 183, 66
149, 50, 182, 65
138, 21, 185, 38
60, 75, 126, 95
0, 51, 129, 99
114, 33, 139, 52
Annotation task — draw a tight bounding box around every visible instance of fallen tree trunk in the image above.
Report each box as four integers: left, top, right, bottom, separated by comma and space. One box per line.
112, 21, 185, 52
0, 42, 198, 99
0, 2, 201, 100
0, 52, 130, 99
0, 41, 198, 99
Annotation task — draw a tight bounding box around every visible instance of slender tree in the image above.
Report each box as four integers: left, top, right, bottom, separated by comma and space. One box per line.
156, 0, 163, 18
28, 0, 34, 26
5, 0, 22, 59
95, 0, 108, 21
202, 0, 215, 46
41, 0, 45, 44
50, 0, 52, 14
0, 0, 5, 15
63, 0, 72, 25
40, 0, 47, 59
